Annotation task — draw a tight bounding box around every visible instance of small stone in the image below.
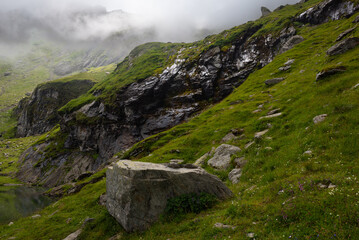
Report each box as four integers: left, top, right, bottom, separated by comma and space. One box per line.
31, 214, 41, 219
259, 112, 282, 120
265, 147, 273, 150
221, 132, 237, 143
8, 222, 14, 226
252, 109, 262, 114
63, 229, 82, 240
66, 218, 72, 224
49, 210, 59, 217
267, 108, 281, 116
313, 114, 327, 124
303, 150, 313, 156
194, 153, 209, 167
328, 183, 337, 189
279, 65, 291, 71
265, 78, 285, 86
4, 72, 11, 76
257, 104, 264, 109
284, 59, 295, 66
318, 183, 327, 189
254, 129, 269, 139
231, 128, 244, 136
229, 168, 242, 184
214, 222, 236, 230
247, 232, 255, 238
352, 83, 359, 89
245, 141, 255, 149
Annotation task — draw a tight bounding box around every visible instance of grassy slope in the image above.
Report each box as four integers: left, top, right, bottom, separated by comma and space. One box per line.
1, 1, 359, 239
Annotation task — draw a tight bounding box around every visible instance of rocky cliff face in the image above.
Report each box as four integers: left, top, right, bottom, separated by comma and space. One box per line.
17, 0, 359, 187
15, 79, 95, 137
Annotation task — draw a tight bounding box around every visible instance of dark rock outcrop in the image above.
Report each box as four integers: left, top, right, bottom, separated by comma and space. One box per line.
14, 79, 95, 137
327, 37, 359, 55
261, 7, 271, 17
296, 0, 358, 25
106, 160, 233, 232
316, 66, 346, 81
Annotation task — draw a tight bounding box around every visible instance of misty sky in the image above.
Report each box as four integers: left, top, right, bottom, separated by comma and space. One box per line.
0, 0, 300, 55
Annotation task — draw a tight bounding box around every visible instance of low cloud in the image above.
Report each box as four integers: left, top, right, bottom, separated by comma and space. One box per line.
0, 0, 299, 58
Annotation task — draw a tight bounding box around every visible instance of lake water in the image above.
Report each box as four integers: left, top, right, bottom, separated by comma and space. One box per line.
0, 185, 52, 224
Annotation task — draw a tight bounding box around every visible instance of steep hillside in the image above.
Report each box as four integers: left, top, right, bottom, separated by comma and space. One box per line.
1, 0, 359, 239
0, 41, 118, 138
15, 0, 340, 187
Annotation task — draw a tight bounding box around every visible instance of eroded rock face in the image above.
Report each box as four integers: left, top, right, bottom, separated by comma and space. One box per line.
106, 160, 233, 232
296, 0, 358, 25
15, 79, 95, 137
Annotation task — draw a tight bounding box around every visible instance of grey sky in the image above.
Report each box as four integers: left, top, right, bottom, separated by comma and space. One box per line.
0, 0, 300, 50
1, 0, 299, 27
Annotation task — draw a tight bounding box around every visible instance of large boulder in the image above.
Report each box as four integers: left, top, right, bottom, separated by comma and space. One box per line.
207, 144, 241, 170
106, 160, 233, 232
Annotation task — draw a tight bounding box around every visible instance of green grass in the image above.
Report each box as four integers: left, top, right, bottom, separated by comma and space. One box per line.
1, 0, 359, 239
0, 136, 40, 185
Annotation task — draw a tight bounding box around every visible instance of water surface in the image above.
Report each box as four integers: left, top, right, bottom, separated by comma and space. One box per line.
0, 185, 52, 224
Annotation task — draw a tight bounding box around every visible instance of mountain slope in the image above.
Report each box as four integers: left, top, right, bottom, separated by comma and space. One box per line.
1, 0, 359, 239
15, 0, 333, 187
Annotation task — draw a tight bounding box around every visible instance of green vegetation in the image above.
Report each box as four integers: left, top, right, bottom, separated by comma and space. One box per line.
0, 136, 40, 185
164, 193, 218, 216
1, 0, 359, 239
